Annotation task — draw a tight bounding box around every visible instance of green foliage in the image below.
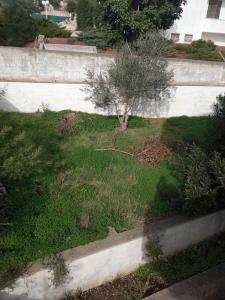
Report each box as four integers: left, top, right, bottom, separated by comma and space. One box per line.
172, 39, 221, 62
43, 254, 69, 287
98, 0, 186, 42
171, 145, 225, 215
78, 30, 109, 48
0, 126, 41, 182
189, 40, 220, 61
0, 125, 41, 226
67, 0, 77, 13
50, 0, 61, 9
86, 33, 173, 130
0, 0, 69, 46
146, 238, 163, 261
211, 94, 225, 153
76, 0, 97, 30
34, 19, 70, 38
0, 112, 210, 275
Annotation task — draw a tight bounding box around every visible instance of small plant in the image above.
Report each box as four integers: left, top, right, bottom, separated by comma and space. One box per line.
0, 263, 27, 289
146, 238, 163, 262
43, 254, 69, 288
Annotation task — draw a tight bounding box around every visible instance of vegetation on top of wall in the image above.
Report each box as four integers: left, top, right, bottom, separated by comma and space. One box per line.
78, 30, 109, 49
171, 39, 222, 61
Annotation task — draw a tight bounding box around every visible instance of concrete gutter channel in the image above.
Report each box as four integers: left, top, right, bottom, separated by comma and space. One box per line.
143, 263, 225, 300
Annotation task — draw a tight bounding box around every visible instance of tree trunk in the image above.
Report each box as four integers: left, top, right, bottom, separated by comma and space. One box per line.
120, 110, 129, 131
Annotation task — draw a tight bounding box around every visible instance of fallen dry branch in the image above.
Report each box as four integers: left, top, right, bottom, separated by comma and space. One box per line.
96, 148, 135, 157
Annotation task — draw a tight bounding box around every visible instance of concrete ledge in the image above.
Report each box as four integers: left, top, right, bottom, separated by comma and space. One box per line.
2, 210, 225, 300
144, 263, 225, 300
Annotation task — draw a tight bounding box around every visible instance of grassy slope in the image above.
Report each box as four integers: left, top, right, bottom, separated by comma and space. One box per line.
0, 111, 211, 271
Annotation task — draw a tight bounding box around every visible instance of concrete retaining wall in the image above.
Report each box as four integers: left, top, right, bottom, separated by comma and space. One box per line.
1, 82, 225, 117
1, 47, 225, 116
3, 210, 225, 300
1, 46, 225, 85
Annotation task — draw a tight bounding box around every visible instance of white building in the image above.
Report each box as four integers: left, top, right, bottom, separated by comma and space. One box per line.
167, 0, 225, 46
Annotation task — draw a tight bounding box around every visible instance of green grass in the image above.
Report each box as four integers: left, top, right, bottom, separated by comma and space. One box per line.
0, 111, 212, 273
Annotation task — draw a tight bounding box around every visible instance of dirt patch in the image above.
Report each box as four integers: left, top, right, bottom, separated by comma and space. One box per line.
57, 112, 80, 134
137, 139, 171, 165
65, 274, 166, 300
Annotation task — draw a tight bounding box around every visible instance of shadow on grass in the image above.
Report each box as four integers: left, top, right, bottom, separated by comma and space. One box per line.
141, 115, 214, 298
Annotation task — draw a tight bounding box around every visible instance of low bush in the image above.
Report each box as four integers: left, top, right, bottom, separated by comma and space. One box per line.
172, 39, 221, 61
210, 93, 225, 153
34, 19, 70, 38
78, 30, 109, 49
0, 126, 41, 225
171, 145, 225, 215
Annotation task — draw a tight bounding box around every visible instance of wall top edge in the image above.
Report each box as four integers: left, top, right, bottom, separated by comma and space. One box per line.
27, 210, 225, 277
1, 46, 225, 65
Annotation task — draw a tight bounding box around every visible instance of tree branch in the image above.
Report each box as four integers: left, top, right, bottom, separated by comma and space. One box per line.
96, 148, 135, 157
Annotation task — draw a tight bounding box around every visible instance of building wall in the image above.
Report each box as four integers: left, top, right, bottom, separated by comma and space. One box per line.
166, 0, 225, 46
2, 210, 225, 300
166, 0, 208, 43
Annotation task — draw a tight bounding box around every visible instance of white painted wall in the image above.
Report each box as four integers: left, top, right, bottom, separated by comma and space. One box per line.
166, 0, 208, 43
3, 210, 225, 300
0, 82, 224, 117
166, 0, 225, 46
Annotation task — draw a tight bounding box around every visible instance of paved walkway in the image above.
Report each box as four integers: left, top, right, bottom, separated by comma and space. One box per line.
144, 263, 225, 300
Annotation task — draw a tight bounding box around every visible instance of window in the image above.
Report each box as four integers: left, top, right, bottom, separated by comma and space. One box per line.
184, 34, 193, 43
171, 33, 180, 42
207, 0, 222, 19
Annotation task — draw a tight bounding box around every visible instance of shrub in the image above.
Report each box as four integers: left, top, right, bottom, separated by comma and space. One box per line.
67, 0, 77, 14
189, 39, 220, 61
78, 30, 109, 48
210, 94, 225, 153
34, 19, 70, 38
171, 145, 225, 215
43, 254, 69, 287
171, 39, 221, 62
76, 0, 97, 30
0, 126, 41, 225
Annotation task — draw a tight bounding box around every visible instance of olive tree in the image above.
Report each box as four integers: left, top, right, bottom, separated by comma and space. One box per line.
86, 33, 173, 130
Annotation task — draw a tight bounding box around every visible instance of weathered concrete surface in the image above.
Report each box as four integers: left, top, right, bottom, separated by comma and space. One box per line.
44, 44, 97, 54
1, 82, 225, 117
144, 263, 225, 300
2, 210, 225, 300
1, 46, 225, 85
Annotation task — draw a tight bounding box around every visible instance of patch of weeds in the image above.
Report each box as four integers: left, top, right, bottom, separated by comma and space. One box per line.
146, 238, 163, 262
0, 263, 27, 289
43, 254, 69, 288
